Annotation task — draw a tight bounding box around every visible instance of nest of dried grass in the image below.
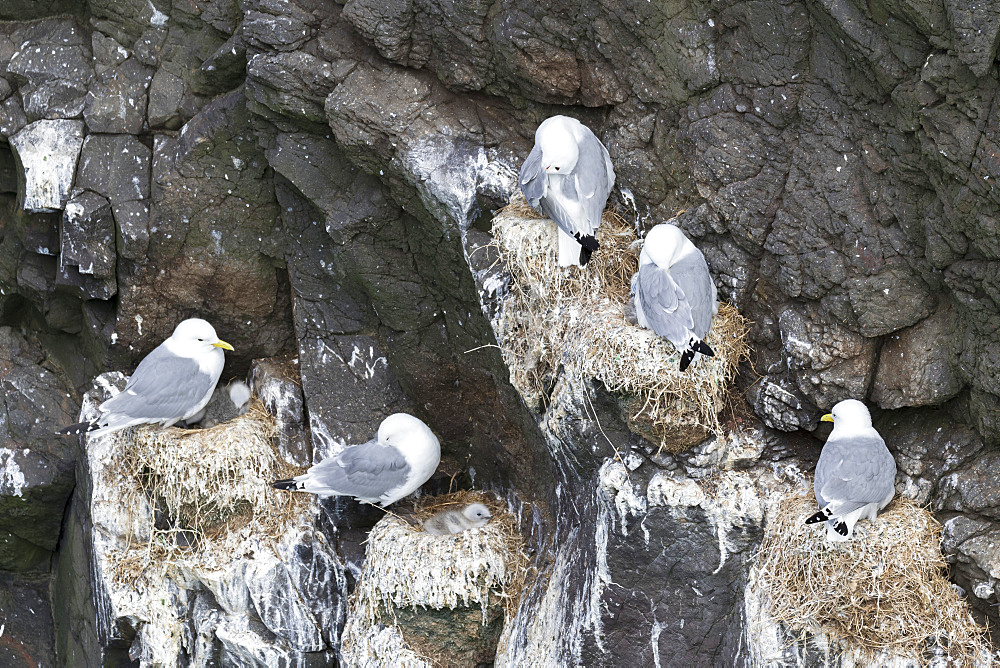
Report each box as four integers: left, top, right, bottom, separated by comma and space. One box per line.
107, 400, 309, 583
341, 491, 530, 665
754, 492, 993, 665
491, 195, 750, 451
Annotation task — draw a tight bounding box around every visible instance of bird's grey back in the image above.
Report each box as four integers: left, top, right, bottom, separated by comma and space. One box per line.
101, 344, 218, 420
668, 250, 717, 339
572, 129, 615, 232
519, 144, 546, 206
815, 434, 896, 507
308, 438, 409, 501
636, 263, 692, 347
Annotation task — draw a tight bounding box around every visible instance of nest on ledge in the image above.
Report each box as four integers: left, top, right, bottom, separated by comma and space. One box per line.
107, 399, 308, 584
753, 492, 993, 666
341, 490, 530, 667
491, 195, 750, 451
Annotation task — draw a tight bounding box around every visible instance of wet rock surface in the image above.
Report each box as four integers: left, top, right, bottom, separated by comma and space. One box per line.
0, 0, 999, 663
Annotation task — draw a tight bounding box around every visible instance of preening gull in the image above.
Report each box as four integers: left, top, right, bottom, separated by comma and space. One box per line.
631, 223, 719, 371
58, 318, 234, 438
272, 413, 441, 507
805, 399, 897, 541
421, 503, 492, 535
519, 115, 616, 267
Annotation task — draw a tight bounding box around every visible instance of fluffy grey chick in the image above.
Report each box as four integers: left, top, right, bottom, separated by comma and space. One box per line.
421, 503, 492, 535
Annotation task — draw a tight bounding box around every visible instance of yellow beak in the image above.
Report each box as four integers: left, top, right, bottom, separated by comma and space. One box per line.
213, 339, 234, 351
820, 413, 834, 423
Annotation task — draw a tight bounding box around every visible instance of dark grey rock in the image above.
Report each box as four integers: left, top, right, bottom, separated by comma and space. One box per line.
7, 19, 94, 121
942, 516, 1000, 608
324, 62, 524, 229
0, 145, 16, 193
83, 57, 152, 134
0, 575, 58, 666
147, 67, 186, 129
75, 133, 151, 205
872, 303, 964, 410
115, 89, 294, 372
0, 328, 78, 571
200, 34, 247, 92
246, 51, 348, 126
943, 0, 1000, 78
111, 199, 150, 261
777, 304, 878, 412
61, 190, 116, 282
242, 2, 316, 52
250, 356, 311, 467
0, 95, 28, 138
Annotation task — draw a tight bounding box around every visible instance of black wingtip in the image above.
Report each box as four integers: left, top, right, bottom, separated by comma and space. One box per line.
57, 421, 97, 436
679, 349, 696, 372
804, 510, 828, 525
574, 232, 600, 252
580, 246, 594, 265
693, 340, 715, 357
272, 478, 298, 491
834, 521, 848, 536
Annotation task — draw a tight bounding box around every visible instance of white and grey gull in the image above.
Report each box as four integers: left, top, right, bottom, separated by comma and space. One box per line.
58, 318, 234, 437
805, 399, 897, 541
631, 223, 719, 371
272, 413, 441, 507
519, 115, 616, 267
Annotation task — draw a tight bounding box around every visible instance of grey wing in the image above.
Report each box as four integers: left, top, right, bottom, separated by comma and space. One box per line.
519, 144, 546, 207
309, 439, 410, 500
572, 132, 614, 234
100, 345, 216, 420
669, 252, 717, 339
815, 435, 896, 508
637, 262, 693, 347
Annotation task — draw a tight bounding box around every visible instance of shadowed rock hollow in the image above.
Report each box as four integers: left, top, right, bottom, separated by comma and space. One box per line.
1, 0, 999, 664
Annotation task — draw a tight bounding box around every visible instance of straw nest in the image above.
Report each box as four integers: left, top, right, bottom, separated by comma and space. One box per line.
754, 492, 993, 665
490, 196, 750, 451
108, 400, 308, 582
351, 490, 529, 619
342, 491, 530, 664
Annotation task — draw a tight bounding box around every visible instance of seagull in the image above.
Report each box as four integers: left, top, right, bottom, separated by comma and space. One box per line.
58, 318, 234, 438
805, 399, 897, 541
631, 223, 719, 371
272, 413, 441, 507
519, 115, 616, 266
421, 503, 492, 535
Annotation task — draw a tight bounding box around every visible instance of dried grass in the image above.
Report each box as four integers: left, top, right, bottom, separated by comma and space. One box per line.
491, 195, 750, 451
106, 400, 309, 584
341, 491, 530, 666
356, 490, 529, 620
754, 492, 994, 665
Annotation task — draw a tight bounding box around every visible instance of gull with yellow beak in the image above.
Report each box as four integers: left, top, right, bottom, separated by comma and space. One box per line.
805, 399, 896, 541
58, 318, 235, 438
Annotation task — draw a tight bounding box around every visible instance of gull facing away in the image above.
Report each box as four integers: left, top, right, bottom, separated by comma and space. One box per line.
58, 318, 234, 438
421, 503, 492, 535
519, 115, 616, 267
805, 399, 897, 541
631, 223, 719, 371
272, 413, 441, 507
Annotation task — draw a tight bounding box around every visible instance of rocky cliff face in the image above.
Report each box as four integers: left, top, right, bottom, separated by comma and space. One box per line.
1, 0, 999, 664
